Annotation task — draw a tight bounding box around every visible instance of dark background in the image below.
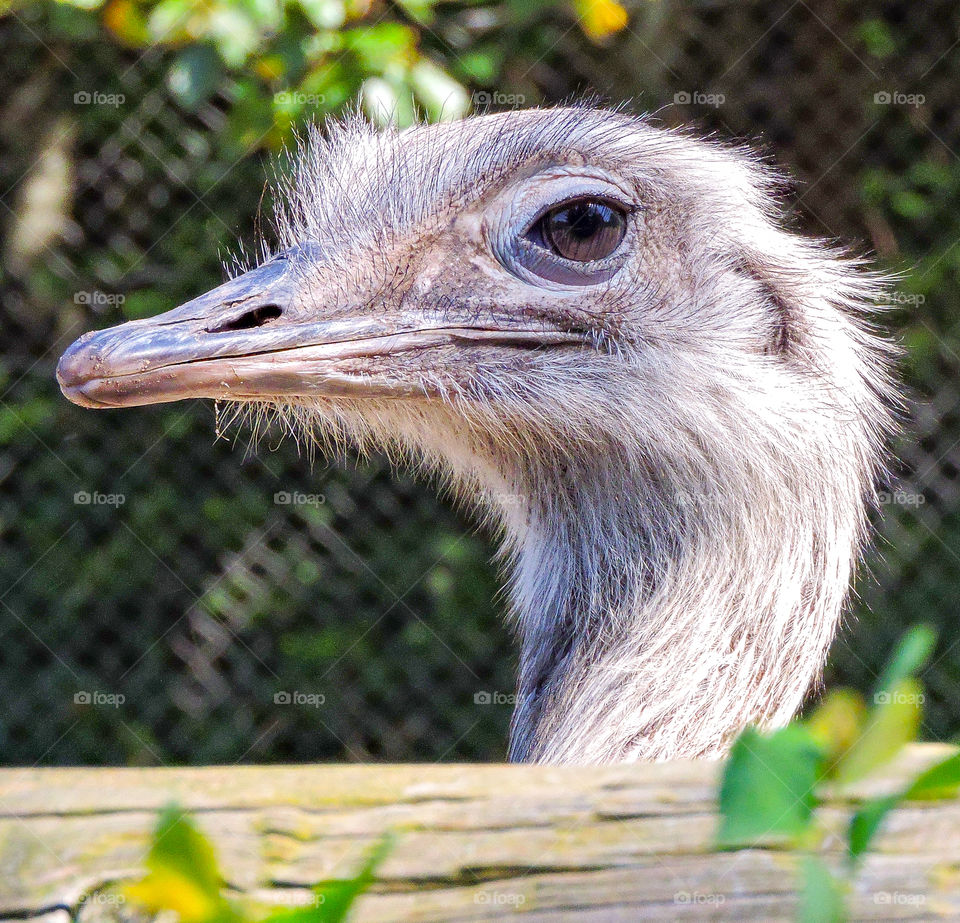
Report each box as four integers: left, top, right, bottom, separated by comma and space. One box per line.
1, 0, 957, 765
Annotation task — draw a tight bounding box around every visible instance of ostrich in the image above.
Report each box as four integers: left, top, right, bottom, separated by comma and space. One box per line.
57, 107, 896, 764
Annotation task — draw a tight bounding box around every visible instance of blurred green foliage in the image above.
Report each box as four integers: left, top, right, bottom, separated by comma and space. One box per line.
20, 0, 627, 139
719, 626, 960, 921
123, 803, 389, 921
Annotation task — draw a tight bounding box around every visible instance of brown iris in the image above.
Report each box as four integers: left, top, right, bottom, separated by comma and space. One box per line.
539, 199, 627, 262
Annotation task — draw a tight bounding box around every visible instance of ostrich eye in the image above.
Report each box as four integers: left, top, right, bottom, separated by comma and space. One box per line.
534, 199, 627, 262
499, 188, 632, 286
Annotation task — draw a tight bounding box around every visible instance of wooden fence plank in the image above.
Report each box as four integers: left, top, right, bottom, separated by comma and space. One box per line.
0, 745, 957, 921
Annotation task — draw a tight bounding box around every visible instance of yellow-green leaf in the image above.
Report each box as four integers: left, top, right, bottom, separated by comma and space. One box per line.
125, 870, 224, 923
833, 678, 923, 786
805, 689, 866, 766
103, 0, 150, 45
124, 804, 239, 923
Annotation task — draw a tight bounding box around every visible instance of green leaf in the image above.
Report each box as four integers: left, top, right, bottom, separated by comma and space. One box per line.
717, 725, 824, 847
208, 7, 264, 68
908, 159, 954, 190
859, 167, 890, 206
124, 803, 240, 923
147, 0, 192, 42
833, 678, 923, 786
798, 855, 847, 923
847, 751, 960, 863
62, 0, 106, 10
147, 803, 222, 894
456, 50, 500, 84
360, 76, 399, 125
244, 0, 283, 30
904, 749, 960, 800
848, 793, 899, 861
316, 833, 393, 922
873, 624, 936, 698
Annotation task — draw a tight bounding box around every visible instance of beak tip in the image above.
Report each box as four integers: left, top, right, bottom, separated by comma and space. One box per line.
57, 334, 104, 408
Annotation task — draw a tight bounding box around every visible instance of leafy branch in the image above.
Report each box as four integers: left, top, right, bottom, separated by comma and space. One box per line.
123, 804, 392, 923
718, 625, 960, 921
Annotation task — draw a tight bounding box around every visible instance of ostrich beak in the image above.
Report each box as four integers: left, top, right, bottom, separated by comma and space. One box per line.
57, 249, 584, 409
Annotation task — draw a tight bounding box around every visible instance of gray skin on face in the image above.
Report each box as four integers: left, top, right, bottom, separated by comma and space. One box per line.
58, 107, 897, 764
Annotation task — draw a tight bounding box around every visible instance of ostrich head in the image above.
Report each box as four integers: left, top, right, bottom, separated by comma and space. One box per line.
57, 107, 896, 764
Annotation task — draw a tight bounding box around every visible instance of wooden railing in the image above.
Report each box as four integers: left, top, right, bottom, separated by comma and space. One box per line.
1, 745, 957, 921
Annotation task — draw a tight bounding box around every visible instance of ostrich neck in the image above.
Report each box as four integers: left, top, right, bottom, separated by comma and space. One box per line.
502, 458, 856, 764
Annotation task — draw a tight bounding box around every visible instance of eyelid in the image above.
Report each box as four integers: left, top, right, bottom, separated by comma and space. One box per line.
496, 169, 637, 231
484, 172, 638, 289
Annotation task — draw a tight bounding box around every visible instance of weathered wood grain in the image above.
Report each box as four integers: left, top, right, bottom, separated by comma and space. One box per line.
1, 745, 958, 921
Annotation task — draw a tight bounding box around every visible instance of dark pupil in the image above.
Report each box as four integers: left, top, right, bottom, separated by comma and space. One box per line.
543, 200, 625, 262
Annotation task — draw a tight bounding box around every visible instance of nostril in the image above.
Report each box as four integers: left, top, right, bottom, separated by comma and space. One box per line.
208, 304, 283, 333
